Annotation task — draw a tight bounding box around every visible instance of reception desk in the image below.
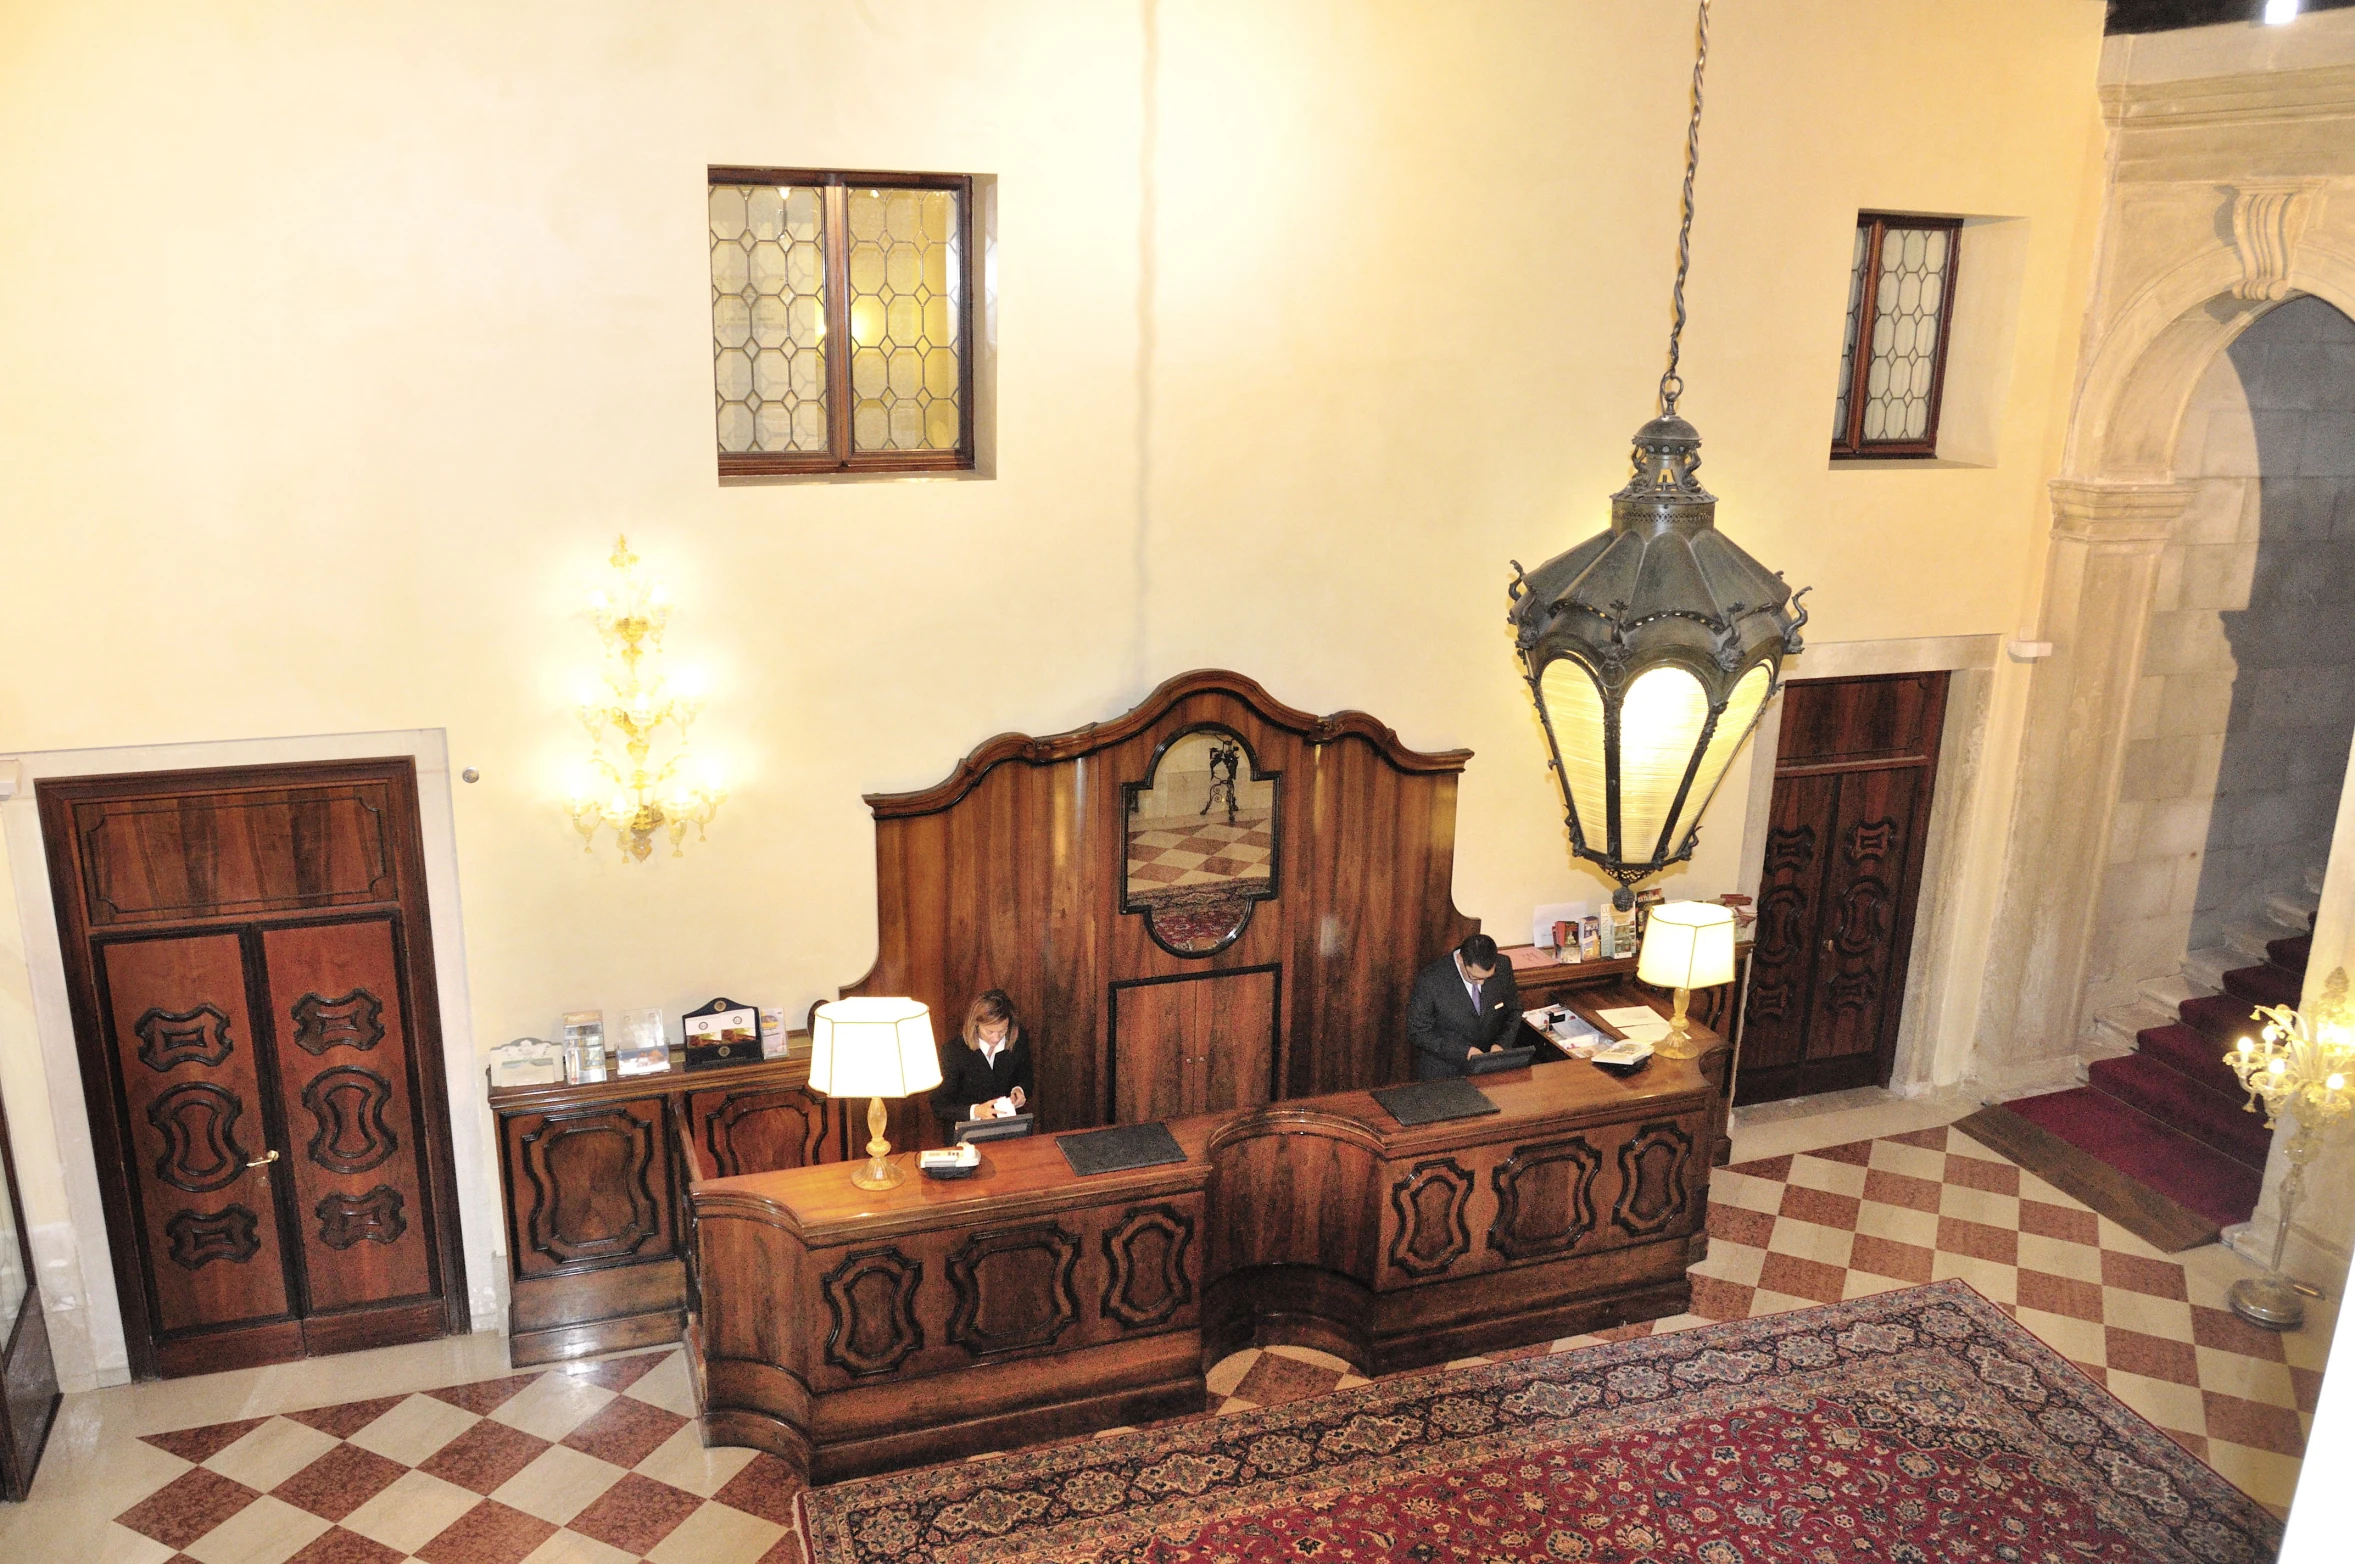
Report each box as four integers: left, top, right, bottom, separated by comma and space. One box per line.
687, 1021, 1724, 1484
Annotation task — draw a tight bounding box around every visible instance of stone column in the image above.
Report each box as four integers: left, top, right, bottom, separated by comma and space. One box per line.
1977, 480, 2192, 1085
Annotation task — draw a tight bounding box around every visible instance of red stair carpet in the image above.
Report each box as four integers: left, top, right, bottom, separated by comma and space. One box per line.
2006, 931, 2310, 1229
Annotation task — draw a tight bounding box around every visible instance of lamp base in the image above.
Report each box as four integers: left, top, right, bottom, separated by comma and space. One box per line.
1653, 988, 1705, 1060
2228, 1274, 2306, 1331
849, 1155, 907, 1191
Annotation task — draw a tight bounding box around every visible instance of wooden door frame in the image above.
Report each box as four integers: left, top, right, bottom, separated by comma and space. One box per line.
34, 757, 471, 1379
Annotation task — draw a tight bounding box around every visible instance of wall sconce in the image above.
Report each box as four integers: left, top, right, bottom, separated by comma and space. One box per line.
570, 535, 727, 861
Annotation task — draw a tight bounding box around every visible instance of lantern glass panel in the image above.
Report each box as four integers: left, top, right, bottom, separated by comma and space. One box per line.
1664, 661, 1774, 854
1619, 665, 1712, 861
1538, 658, 1610, 846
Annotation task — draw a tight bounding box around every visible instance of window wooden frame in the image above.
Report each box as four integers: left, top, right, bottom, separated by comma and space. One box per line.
1831, 213, 1962, 461
709, 166, 977, 477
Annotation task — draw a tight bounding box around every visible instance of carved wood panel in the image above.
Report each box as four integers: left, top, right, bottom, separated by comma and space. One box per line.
1611, 1122, 1696, 1238
947, 1223, 1079, 1357
71, 785, 399, 926
845, 671, 1479, 1151
98, 933, 294, 1336
316, 1187, 408, 1250
261, 920, 436, 1311
1109, 966, 1281, 1125
1488, 1136, 1602, 1262
301, 1067, 399, 1175
1100, 1203, 1197, 1330
165, 1206, 263, 1271
134, 1004, 234, 1072
821, 1247, 925, 1376
288, 989, 385, 1055
1385, 1157, 1473, 1279
688, 1084, 838, 1177
509, 1100, 671, 1276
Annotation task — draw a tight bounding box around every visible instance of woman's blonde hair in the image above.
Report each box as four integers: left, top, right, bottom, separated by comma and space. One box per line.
963, 989, 1016, 1048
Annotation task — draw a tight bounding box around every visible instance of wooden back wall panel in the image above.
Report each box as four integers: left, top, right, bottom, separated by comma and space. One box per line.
843, 671, 1478, 1144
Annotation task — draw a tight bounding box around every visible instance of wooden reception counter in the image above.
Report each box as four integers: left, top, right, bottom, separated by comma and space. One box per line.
686, 1033, 1723, 1484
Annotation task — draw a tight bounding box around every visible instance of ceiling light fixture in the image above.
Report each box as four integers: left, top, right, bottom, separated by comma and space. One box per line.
1508, 0, 1808, 911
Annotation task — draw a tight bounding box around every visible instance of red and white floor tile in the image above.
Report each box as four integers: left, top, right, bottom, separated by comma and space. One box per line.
5, 1114, 2328, 1563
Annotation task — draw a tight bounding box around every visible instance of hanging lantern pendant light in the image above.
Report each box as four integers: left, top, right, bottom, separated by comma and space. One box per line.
1508, 0, 1808, 912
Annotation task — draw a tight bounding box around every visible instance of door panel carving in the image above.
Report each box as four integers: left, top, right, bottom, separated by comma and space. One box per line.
1385, 1158, 1473, 1279
1489, 1137, 1602, 1261
1805, 768, 1923, 1063
261, 920, 435, 1311
301, 1068, 399, 1175
822, 1247, 924, 1377
134, 1004, 234, 1072
165, 1206, 263, 1270
316, 1188, 408, 1250
146, 1083, 253, 1194
1612, 1122, 1695, 1238
513, 1104, 669, 1273
948, 1224, 1079, 1357
1100, 1204, 1196, 1329
289, 989, 385, 1055
98, 933, 294, 1336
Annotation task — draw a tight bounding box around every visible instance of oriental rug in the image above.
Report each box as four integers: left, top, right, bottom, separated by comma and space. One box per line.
796, 1279, 2284, 1564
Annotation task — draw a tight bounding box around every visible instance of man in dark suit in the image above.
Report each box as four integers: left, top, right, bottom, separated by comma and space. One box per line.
1407, 934, 1521, 1079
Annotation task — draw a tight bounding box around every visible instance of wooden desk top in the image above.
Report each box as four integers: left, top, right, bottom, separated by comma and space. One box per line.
694, 1043, 1718, 1244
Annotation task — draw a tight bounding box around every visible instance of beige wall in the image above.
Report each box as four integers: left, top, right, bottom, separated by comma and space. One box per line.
0, 0, 2107, 1372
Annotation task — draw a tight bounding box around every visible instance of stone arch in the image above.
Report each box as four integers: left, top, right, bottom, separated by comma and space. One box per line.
2069, 237, 2355, 483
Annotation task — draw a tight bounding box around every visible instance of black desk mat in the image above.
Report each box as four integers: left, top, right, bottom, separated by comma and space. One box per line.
1058, 1120, 1187, 1176
1372, 1079, 1500, 1126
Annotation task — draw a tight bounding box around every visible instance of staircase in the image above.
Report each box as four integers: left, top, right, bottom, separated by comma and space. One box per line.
2005, 869, 2320, 1230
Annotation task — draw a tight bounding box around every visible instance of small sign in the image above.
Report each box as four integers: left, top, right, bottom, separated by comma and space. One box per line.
684, 996, 761, 1072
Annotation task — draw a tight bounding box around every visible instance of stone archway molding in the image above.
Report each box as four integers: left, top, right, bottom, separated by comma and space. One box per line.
2065, 216, 2355, 482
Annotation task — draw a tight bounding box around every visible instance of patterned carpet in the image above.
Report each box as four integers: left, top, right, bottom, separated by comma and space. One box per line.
800, 1279, 2283, 1563
102, 1122, 2322, 1562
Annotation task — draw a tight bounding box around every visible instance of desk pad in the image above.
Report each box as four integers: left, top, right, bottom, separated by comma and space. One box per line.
1057, 1120, 1186, 1175
1371, 1078, 1499, 1126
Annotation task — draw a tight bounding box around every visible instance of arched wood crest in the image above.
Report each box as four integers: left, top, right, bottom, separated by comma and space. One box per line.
842, 670, 1479, 1143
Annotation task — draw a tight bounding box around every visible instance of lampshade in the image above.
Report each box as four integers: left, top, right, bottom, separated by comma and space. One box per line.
1637, 901, 1737, 991
808, 998, 942, 1099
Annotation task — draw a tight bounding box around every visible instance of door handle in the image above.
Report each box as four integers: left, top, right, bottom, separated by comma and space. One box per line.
247, 1149, 281, 1169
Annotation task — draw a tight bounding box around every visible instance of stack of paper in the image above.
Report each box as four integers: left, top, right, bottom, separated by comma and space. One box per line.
1596, 1005, 1673, 1044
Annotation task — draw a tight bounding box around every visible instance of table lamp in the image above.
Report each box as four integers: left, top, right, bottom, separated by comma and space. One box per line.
809, 998, 942, 1190
1636, 901, 1736, 1060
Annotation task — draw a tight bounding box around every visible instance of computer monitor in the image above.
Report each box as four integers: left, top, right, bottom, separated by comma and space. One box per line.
1462, 1045, 1536, 1077
952, 1113, 1035, 1144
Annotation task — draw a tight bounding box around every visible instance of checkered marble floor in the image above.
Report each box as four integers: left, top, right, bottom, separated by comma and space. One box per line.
1124, 814, 1274, 889
87, 1119, 2329, 1561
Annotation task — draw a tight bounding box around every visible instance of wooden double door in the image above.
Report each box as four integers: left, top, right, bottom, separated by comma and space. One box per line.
40, 761, 467, 1378
1737, 673, 1947, 1104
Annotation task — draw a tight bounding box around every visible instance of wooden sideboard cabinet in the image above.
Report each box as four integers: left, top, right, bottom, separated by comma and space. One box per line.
489, 1055, 845, 1366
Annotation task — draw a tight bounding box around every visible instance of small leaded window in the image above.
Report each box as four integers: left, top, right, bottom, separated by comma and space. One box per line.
1831, 214, 1961, 459
708, 167, 975, 476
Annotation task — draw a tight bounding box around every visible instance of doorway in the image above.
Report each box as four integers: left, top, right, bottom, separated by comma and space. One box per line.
36, 758, 469, 1378
1738, 672, 1949, 1103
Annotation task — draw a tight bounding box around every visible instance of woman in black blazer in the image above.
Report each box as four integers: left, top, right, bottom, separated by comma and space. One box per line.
931, 988, 1035, 1127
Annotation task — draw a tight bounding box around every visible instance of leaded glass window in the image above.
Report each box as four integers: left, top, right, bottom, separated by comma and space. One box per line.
1831, 214, 1961, 459
708, 168, 974, 476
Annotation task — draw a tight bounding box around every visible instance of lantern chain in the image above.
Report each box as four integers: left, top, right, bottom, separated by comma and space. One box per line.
1659, 0, 1710, 419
